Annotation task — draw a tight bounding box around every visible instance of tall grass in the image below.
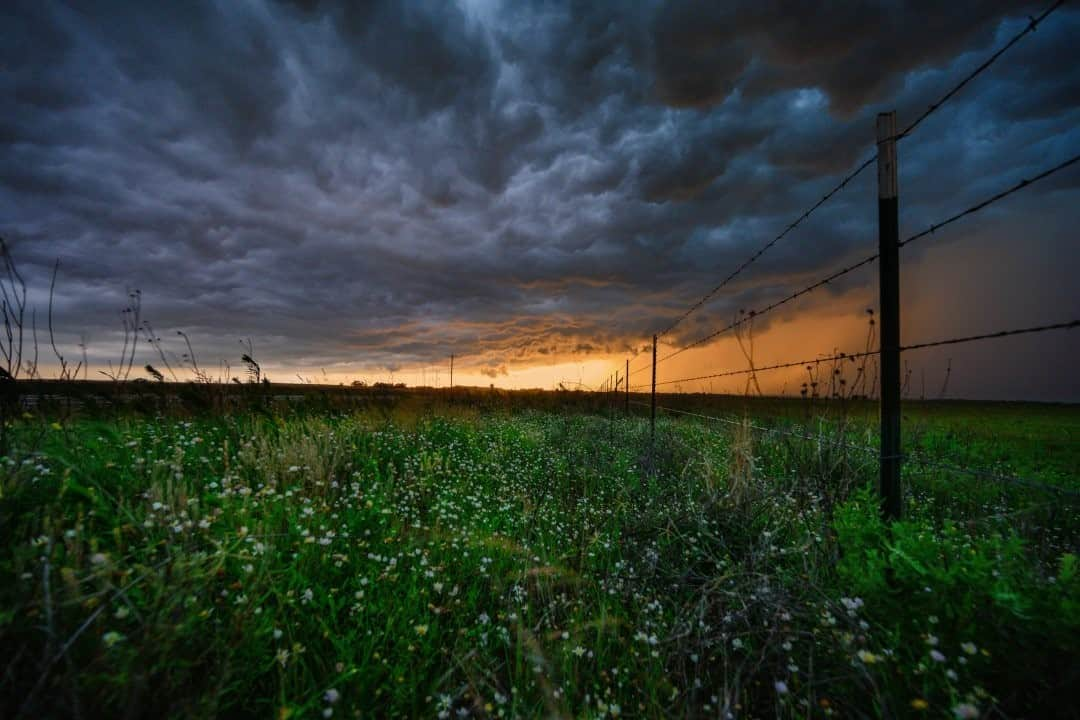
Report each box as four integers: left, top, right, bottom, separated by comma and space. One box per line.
1, 403, 1077, 718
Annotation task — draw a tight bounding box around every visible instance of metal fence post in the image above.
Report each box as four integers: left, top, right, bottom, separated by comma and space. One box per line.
650, 334, 657, 450
877, 111, 902, 521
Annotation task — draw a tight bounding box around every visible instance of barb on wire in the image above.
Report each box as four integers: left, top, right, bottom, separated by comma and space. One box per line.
893, 0, 1066, 143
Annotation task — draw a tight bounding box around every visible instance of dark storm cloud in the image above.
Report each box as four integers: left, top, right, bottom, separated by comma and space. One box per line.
1, 0, 1078, 396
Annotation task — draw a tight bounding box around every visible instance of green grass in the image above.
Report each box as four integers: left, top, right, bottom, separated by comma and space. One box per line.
1, 401, 1078, 718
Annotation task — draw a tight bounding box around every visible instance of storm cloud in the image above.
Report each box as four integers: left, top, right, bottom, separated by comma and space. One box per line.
1, 0, 1078, 397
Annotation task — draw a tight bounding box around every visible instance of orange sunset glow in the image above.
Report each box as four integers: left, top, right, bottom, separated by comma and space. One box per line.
4, 3, 1080, 719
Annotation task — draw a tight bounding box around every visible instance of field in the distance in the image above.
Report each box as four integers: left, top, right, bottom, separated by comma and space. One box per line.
2, 388, 1078, 718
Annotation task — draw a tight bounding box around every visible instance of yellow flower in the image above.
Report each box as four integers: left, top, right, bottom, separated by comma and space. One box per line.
856, 650, 881, 664
50, 422, 62, 431
414, 624, 429, 636
910, 698, 929, 711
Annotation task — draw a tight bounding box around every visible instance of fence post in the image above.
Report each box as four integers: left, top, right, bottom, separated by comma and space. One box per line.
877, 111, 902, 521
613, 372, 618, 424
449, 354, 454, 391
650, 334, 657, 449
625, 358, 630, 414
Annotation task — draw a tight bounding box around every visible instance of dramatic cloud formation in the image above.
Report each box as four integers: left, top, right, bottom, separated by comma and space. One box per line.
2, 0, 1078, 398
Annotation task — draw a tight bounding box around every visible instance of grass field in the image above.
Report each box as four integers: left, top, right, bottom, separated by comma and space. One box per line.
2, 392, 1078, 718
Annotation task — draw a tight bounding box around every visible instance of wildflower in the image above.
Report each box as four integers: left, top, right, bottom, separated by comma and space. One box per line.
840, 597, 863, 612
276, 648, 290, 667
324, 689, 340, 704
930, 650, 946, 662
572, 645, 586, 657
103, 631, 124, 648
952, 703, 979, 719
856, 650, 881, 665
774, 680, 788, 695
301, 588, 314, 605
961, 642, 977, 655
273, 628, 283, 640
415, 624, 429, 636
910, 698, 929, 711
90, 553, 108, 565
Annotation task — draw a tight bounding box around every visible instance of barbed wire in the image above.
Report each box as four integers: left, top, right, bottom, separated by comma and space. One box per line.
651, 151, 1079, 368
631, 401, 1080, 500
635, 318, 1078, 391
655, 157, 877, 340
658, 254, 881, 364
630, 349, 876, 390
904, 453, 1080, 499
901, 320, 1079, 352
892, 0, 1066, 143
647, 0, 1066, 344
899, 152, 1080, 250
634, 400, 882, 456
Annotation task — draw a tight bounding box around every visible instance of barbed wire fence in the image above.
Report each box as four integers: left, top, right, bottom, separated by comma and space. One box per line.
594, 0, 1079, 521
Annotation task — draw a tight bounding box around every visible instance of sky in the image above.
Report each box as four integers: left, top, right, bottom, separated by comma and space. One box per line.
2, 0, 1078, 399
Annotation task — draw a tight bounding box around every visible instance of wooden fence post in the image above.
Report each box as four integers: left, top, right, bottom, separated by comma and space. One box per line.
877, 111, 902, 521
625, 358, 630, 414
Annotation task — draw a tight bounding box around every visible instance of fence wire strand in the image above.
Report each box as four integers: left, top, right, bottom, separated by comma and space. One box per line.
655, 152, 1080, 368
649, 0, 1065, 343
893, 0, 1067, 143
629, 401, 1080, 500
